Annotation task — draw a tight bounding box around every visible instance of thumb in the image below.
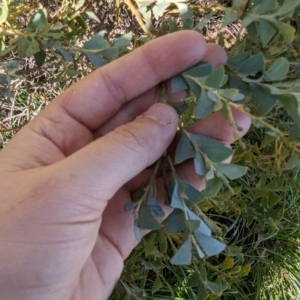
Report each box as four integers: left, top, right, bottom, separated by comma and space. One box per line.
54, 103, 178, 208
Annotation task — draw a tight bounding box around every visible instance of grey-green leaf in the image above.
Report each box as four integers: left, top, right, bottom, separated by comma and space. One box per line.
275, 21, 295, 43
171, 75, 188, 93
175, 132, 195, 164
85, 11, 100, 23
58, 49, 74, 62
198, 280, 209, 300
164, 209, 186, 233
205, 66, 226, 88
147, 187, 165, 217
205, 281, 228, 295
195, 91, 214, 119
170, 182, 185, 210
194, 152, 207, 176
26, 39, 40, 57
138, 204, 162, 230
86, 54, 108, 68
258, 20, 277, 47
276, 0, 300, 16
203, 177, 223, 198
170, 239, 192, 265
263, 57, 289, 82
222, 11, 237, 27
18, 37, 31, 58
237, 53, 265, 75
285, 153, 300, 170
278, 95, 300, 126
27, 8, 47, 32
83, 31, 109, 50
194, 231, 226, 257
250, 84, 277, 115
227, 51, 251, 70
250, 0, 276, 15
215, 163, 247, 180
183, 61, 213, 79
182, 180, 205, 204
111, 32, 132, 49
189, 133, 233, 162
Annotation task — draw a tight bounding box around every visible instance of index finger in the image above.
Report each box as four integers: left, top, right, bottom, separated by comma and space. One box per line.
43, 31, 207, 131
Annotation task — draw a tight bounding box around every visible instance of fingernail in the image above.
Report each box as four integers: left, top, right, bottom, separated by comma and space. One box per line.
141, 103, 174, 126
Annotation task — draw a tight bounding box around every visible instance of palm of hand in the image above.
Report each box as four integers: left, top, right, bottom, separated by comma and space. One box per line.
0, 31, 250, 300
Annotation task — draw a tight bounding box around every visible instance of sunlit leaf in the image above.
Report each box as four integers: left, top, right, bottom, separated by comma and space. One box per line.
219, 257, 235, 270
85, 11, 100, 23
111, 32, 133, 49
194, 231, 226, 257
0, 0, 8, 24
27, 7, 47, 32
83, 31, 109, 50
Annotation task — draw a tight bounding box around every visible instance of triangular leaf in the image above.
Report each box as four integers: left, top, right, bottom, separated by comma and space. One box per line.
195, 91, 214, 119
171, 75, 188, 93
83, 31, 109, 50
263, 57, 289, 82
27, 7, 47, 32
215, 163, 247, 180
111, 32, 133, 49
175, 132, 195, 164
194, 152, 207, 176
138, 204, 161, 230
205, 66, 226, 88
203, 177, 223, 198
86, 54, 108, 68
170, 239, 192, 265
164, 209, 185, 233
182, 180, 205, 204
194, 231, 226, 257
250, 84, 277, 115
183, 61, 213, 79
237, 53, 265, 75
189, 133, 233, 162
205, 281, 228, 295
147, 187, 164, 217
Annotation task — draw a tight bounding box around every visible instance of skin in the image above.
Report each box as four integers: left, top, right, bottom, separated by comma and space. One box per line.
0, 31, 251, 300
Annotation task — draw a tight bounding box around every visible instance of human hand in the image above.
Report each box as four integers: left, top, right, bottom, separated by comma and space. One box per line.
0, 31, 251, 300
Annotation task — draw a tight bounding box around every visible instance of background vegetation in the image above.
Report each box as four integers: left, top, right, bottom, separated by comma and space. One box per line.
1, 0, 300, 299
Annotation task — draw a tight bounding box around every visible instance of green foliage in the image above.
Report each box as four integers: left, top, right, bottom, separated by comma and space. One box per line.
2, 0, 300, 299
